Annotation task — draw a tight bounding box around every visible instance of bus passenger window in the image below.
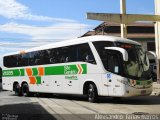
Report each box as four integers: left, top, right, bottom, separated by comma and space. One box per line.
35, 59, 41, 65
78, 43, 96, 64
84, 53, 94, 63
65, 56, 70, 62
49, 57, 56, 64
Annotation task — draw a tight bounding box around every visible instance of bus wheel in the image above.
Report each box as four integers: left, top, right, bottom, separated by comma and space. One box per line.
14, 83, 21, 96
87, 84, 98, 103
21, 83, 29, 97
112, 97, 121, 101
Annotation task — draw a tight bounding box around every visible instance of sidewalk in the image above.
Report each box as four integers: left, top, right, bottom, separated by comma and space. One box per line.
151, 82, 160, 96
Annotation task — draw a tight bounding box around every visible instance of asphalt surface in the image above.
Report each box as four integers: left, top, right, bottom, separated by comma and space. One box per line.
0, 91, 55, 120
0, 103, 55, 120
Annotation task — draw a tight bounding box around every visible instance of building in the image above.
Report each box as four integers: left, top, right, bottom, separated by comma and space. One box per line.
82, 22, 155, 52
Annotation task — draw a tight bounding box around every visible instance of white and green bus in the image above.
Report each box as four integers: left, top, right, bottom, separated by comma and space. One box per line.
2, 35, 152, 102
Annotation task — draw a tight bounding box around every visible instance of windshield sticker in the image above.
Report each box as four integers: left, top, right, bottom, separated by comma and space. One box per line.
114, 66, 119, 73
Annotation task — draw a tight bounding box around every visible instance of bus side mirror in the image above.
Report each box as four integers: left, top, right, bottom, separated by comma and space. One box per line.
104, 47, 128, 61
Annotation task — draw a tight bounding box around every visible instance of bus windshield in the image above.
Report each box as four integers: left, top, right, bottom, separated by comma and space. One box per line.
93, 41, 151, 80
116, 42, 151, 80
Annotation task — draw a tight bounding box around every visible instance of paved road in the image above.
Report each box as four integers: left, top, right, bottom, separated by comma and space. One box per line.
0, 91, 160, 120
0, 91, 55, 120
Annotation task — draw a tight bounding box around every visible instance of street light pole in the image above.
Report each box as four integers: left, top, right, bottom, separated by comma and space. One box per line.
120, 0, 127, 38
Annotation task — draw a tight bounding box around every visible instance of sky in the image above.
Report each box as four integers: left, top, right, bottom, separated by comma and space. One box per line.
0, 0, 155, 66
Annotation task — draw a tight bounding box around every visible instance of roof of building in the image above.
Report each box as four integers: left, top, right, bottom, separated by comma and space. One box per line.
82, 22, 155, 39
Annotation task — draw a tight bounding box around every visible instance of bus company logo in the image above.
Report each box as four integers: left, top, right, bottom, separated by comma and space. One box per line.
64, 65, 77, 75
3, 71, 13, 76
65, 76, 78, 80
64, 64, 84, 75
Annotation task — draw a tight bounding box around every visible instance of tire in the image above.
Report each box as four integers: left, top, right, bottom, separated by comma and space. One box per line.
14, 83, 21, 96
112, 97, 121, 101
21, 83, 30, 97
87, 84, 98, 103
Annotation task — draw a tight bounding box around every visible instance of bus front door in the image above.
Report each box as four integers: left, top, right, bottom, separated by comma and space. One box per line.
107, 73, 122, 96
106, 52, 122, 96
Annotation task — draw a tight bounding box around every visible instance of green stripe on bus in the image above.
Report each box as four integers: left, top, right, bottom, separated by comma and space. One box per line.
3, 69, 20, 77
45, 66, 64, 75
2, 64, 87, 77
32, 68, 38, 76
136, 80, 152, 85
81, 64, 87, 74
3, 69, 25, 77
20, 69, 25, 76
147, 80, 152, 84
36, 76, 41, 84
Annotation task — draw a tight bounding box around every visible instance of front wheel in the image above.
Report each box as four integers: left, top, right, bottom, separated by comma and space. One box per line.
21, 83, 30, 97
87, 84, 98, 103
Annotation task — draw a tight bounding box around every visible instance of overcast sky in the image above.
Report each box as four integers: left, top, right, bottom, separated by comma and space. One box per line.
0, 0, 154, 66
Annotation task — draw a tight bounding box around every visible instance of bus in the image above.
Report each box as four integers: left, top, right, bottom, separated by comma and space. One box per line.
2, 35, 153, 102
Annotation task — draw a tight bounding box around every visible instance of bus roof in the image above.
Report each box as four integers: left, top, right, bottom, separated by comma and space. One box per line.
4, 35, 140, 56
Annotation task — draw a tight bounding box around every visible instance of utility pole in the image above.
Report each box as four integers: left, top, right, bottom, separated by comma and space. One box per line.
155, 0, 160, 84
120, 0, 127, 38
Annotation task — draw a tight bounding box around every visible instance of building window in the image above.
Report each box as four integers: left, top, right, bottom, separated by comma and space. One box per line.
147, 42, 155, 51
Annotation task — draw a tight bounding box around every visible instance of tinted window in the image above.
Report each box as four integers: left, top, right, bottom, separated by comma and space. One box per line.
4, 55, 18, 68
93, 41, 114, 66
93, 41, 114, 59
77, 43, 96, 64
58, 46, 77, 63
4, 43, 96, 68
19, 53, 29, 66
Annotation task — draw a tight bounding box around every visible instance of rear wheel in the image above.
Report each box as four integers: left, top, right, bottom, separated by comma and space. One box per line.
21, 83, 30, 97
87, 84, 98, 103
14, 83, 21, 96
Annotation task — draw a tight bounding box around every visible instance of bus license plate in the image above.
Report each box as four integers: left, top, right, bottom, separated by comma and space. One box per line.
141, 90, 146, 95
